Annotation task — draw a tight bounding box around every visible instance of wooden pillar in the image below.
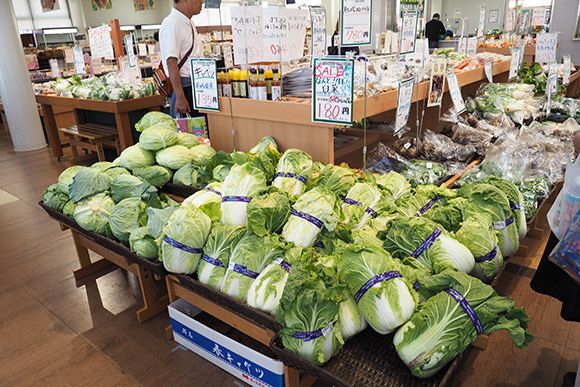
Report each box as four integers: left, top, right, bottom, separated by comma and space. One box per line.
109, 19, 125, 59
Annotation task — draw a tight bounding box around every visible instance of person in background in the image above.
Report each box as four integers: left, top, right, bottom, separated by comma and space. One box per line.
159, 0, 204, 117
425, 13, 446, 49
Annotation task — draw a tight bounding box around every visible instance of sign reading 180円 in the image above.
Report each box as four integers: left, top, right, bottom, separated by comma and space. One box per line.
190, 58, 219, 111
312, 58, 354, 125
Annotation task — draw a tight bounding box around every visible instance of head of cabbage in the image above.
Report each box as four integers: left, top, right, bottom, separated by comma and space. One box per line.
118, 145, 156, 170
155, 145, 193, 170
109, 197, 148, 243
135, 111, 176, 132
73, 193, 115, 236
138, 123, 179, 151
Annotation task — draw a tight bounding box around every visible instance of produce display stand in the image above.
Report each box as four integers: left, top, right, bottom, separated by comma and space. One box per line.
206, 59, 511, 164
35, 94, 164, 160
566, 70, 580, 98
38, 202, 168, 323
477, 45, 535, 65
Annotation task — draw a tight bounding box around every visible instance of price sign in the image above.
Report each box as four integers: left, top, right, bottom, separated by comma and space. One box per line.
49, 58, 60, 76
310, 6, 327, 61
88, 25, 114, 60
457, 37, 467, 53
563, 55, 571, 85
64, 48, 74, 64
427, 57, 447, 107
138, 43, 147, 56
532, 7, 547, 26
124, 34, 137, 67
190, 58, 219, 111
312, 58, 354, 125
477, 6, 486, 37
147, 44, 157, 55
517, 10, 530, 34
73, 46, 86, 75
340, 0, 372, 46
395, 77, 415, 135
546, 63, 558, 115
504, 10, 514, 32
509, 46, 522, 80
466, 37, 478, 57
399, 10, 418, 55
535, 33, 558, 64
485, 59, 493, 83
447, 70, 466, 114
223, 43, 234, 69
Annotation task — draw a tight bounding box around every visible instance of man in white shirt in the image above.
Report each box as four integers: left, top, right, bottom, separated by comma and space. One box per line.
159, 0, 204, 117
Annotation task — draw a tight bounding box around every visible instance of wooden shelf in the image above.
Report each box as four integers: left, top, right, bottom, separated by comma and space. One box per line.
35, 94, 164, 114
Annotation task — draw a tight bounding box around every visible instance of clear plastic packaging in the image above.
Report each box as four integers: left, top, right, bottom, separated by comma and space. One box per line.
420, 130, 478, 162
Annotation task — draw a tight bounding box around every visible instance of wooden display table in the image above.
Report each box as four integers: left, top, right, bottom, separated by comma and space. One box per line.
36, 94, 164, 160
478, 45, 535, 65
206, 59, 511, 163
566, 70, 580, 98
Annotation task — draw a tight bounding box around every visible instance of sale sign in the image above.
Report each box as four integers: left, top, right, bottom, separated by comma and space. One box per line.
340, 0, 372, 46
190, 58, 219, 111
312, 58, 354, 125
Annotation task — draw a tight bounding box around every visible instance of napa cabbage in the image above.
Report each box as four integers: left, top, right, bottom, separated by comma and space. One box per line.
220, 162, 267, 226
272, 149, 313, 198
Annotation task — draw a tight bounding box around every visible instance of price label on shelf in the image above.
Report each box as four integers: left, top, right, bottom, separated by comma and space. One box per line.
340, 0, 372, 46
508, 46, 522, 80
563, 55, 571, 85
124, 34, 137, 67
310, 6, 327, 61
49, 58, 60, 75
399, 10, 418, 55
190, 58, 219, 111
73, 46, 86, 75
395, 77, 415, 135
484, 60, 493, 83
447, 70, 466, 115
457, 37, 467, 54
477, 6, 486, 37
466, 37, 478, 57
535, 33, 558, 64
138, 43, 147, 56
312, 58, 354, 125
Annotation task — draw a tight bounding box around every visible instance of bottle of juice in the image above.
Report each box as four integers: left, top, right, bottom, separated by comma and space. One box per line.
265, 68, 273, 100
217, 71, 225, 97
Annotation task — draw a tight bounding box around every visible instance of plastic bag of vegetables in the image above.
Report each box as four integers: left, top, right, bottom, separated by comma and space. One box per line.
394, 270, 532, 378
196, 224, 246, 290
160, 205, 211, 274
282, 186, 338, 248
382, 217, 475, 274
338, 244, 417, 334
73, 193, 115, 236
220, 162, 267, 226
272, 149, 313, 198
220, 232, 286, 302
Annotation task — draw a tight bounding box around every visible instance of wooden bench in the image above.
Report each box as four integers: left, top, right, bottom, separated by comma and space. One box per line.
59, 123, 120, 162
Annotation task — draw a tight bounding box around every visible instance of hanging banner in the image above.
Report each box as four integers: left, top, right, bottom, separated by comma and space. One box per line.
230, 6, 308, 65
484, 60, 493, 83
563, 55, 571, 85
427, 57, 447, 107
447, 70, 466, 114
532, 7, 547, 26
508, 46, 522, 80
310, 6, 327, 61
477, 6, 486, 37
466, 37, 478, 57
535, 33, 558, 64
340, 0, 372, 46
504, 10, 514, 32
395, 77, 415, 135
399, 10, 418, 55
88, 25, 114, 60
73, 46, 86, 75
312, 58, 354, 125
124, 34, 137, 67
190, 58, 219, 111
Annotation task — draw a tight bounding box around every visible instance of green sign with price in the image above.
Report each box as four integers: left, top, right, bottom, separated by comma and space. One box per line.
311, 57, 354, 125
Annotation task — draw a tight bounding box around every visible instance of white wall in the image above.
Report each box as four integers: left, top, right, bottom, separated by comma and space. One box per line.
440, 0, 506, 35
74, 0, 173, 29
550, 0, 580, 63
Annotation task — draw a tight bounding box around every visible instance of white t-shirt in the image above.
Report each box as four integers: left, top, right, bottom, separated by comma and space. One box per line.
159, 8, 203, 79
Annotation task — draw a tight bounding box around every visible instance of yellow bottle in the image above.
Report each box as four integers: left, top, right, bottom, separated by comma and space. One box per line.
239, 70, 248, 99
231, 69, 240, 98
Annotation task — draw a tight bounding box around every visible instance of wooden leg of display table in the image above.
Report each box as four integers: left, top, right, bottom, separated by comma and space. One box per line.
283, 367, 316, 387
134, 263, 168, 323
165, 275, 180, 340
114, 112, 134, 150
71, 230, 114, 281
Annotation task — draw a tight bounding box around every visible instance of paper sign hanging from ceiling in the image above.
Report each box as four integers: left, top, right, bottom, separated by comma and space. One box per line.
340, 0, 372, 46
477, 6, 486, 37
230, 6, 308, 65
504, 10, 514, 32
88, 25, 114, 60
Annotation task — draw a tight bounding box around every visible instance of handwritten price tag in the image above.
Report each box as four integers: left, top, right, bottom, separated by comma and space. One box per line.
532, 7, 547, 26
124, 34, 137, 67
190, 58, 219, 111
395, 78, 415, 135
466, 37, 478, 57
457, 37, 467, 54
312, 58, 354, 125
49, 59, 60, 76
485, 60, 493, 83
535, 33, 558, 64
73, 46, 86, 75
504, 10, 514, 32
447, 70, 466, 114
310, 6, 327, 61
399, 10, 418, 55
509, 46, 522, 80
477, 7, 486, 37
88, 25, 114, 60
340, 0, 372, 46
563, 55, 571, 85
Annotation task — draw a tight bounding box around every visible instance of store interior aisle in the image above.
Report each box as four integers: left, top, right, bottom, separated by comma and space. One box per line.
0, 129, 578, 387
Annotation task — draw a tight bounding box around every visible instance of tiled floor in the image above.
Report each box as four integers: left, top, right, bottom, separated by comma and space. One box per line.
0, 129, 577, 387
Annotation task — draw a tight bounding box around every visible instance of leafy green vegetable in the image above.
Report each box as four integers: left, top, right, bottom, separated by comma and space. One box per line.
42, 183, 69, 212
484, 177, 527, 239
172, 164, 198, 187
118, 145, 156, 170
110, 174, 157, 204
221, 162, 267, 226
160, 205, 211, 274
57, 166, 85, 194
132, 165, 173, 187
146, 205, 178, 239
129, 226, 158, 259
338, 297, 367, 340
337, 244, 417, 334
155, 145, 193, 170
63, 200, 76, 217
310, 164, 357, 197
182, 182, 223, 221
138, 124, 179, 151
196, 224, 246, 290
135, 111, 176, 132
518, 62, 547, 94
73, 193, 115, 236
341, 182, 386, 231
109, 197, 148, 242
272, 149, 313, 198
282, 186, 338, 247
103, 166, 130, 180
190, 144, 217, 167
247, 191, 291, 237
424, 197, 467, 233
68, 167, 112, 203
401, 160, 447, 186
176, 131, 200, 148
374, 171, 411, 200
394, 270, 533, 378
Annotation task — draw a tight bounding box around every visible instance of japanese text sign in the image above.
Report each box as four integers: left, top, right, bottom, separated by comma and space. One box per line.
535, 33, 558, 64
340, 0, 372, 46
399, 10, 418, 55
312, 58, 354, 125
447, 69, 466, 114
509, 46, 522, 80
395, 77, 415, 135
310, 7, 327, 61
190, 58, 219, 111
88, 25, 114, 60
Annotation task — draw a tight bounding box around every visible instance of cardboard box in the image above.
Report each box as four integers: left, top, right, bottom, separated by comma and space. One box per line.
168, 299, 285, 387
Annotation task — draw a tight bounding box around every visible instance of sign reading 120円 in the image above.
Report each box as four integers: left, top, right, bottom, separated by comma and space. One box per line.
190, 58, 219, 111
312, 58, 354, 125
340, 0, 372, 46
